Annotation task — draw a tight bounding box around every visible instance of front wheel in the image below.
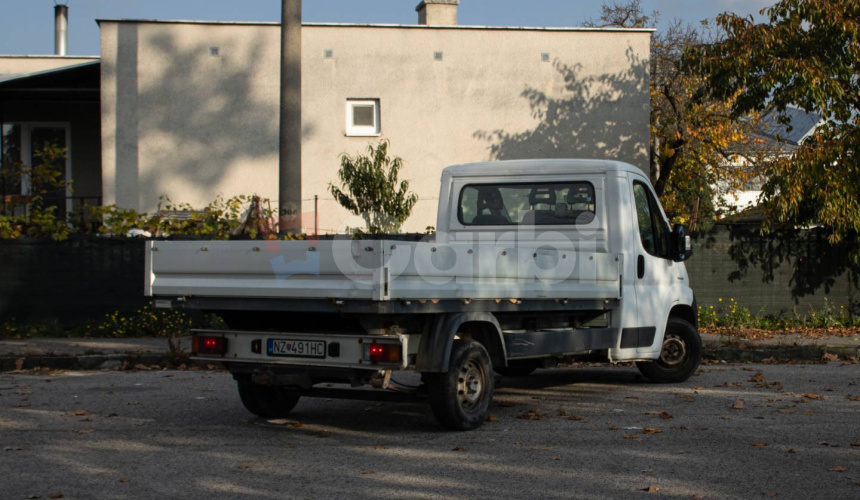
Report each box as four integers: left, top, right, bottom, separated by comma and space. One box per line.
235, 374, 301, 418
426, 339, 495, 431
636, 318, 702, 383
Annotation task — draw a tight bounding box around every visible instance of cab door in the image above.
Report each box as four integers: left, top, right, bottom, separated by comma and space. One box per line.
627, 173, 676, 352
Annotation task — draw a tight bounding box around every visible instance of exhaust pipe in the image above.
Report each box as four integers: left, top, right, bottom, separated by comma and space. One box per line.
55, 4, 69, 56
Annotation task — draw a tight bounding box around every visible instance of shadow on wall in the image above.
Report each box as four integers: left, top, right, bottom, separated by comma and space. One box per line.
108, 26, 314, 211
474, 47, 649, 167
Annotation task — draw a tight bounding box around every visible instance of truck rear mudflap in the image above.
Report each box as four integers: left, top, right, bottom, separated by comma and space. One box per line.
191, 330, 416, 371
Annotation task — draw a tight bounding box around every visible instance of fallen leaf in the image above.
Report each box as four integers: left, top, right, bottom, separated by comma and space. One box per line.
658, 412, 674, 420
751, 442, 768, 447
373, 445, 388, 450
623, 434, 640, 440
516, 409, 544, 421
486, 414, 498, 422
163, 374, 175, 378
14, 358, 24, 371
267, 419, 303, 428
361, 470, 374, 475
822, 387, 835, 392
787, 448, 797, 454
778, 409, 795, 414
27, 495, 40, 499
283, 444, 294, 450
625, 396, 640, 400
846, 395, 860, 401
830, 466, 846, 472
642, 428, 663, 435
49, 495, 63, 499
556, 409, 569, 416
451, 446, 467, 452
763, 493, 778, 498
568, 415, 584, 421
74, 410, 91, 416
75, 429, 94, 435
641, 486, 660, 493
717, 382, 742, 388
105, 413, 118, 418
4, 446, 25, 451
749, 373, 764, 383
801, 393, 823, 400
822, 353, 839, 362
732, 399, 746, 410
119, 477, 130, 483
851, 442, 860, 447
237, 464, 253, 470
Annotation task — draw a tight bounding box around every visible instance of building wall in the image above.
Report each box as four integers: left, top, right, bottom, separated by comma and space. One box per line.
0, 56, 100, 78
100, 21, 650, 233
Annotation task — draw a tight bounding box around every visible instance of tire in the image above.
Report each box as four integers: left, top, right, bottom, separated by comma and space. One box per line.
235, 374, 301, 418
495, 359, 540, 377
636, 317, 702, 384
426, 339, 495, 431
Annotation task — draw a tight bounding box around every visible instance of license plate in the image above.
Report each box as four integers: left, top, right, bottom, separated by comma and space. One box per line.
267, 338, 326, 359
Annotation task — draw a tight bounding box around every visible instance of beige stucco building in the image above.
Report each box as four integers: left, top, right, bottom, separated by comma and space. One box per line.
3, 1, 652, 234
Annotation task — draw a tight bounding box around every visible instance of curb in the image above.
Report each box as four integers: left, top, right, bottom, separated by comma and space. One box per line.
703, 345, 860, 363
0, 353, 196, 372
2, 345, 858, 372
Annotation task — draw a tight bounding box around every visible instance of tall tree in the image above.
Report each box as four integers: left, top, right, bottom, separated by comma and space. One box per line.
693, 0, 860, 249
588, 1, 769, 229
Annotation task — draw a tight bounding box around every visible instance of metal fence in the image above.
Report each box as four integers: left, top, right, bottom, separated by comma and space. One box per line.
687, 224, 860, 315
0, 236, 146, 327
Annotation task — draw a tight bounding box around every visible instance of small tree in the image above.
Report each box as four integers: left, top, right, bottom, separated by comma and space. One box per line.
330, 140, 418, 234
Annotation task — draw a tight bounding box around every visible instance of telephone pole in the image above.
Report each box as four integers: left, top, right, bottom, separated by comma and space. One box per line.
279, 0, 302, 233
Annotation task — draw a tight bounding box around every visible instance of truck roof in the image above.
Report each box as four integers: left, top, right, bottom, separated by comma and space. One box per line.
441, 159, 644, 178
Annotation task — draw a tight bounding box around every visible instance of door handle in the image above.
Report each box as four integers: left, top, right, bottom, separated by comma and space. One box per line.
637, 255, 645, 279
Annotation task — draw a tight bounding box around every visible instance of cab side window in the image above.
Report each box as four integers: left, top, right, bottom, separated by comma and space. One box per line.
633, 182, 668, 258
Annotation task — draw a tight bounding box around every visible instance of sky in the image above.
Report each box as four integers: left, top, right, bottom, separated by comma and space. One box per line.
0, 0, 775, 56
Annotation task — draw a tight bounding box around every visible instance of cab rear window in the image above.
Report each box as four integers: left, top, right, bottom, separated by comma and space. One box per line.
458, 182, 596, 226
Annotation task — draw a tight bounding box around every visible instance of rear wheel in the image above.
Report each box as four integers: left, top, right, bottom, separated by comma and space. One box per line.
636, 318, 701, 383
426, 339, 494, 431
235, 374, 301, 418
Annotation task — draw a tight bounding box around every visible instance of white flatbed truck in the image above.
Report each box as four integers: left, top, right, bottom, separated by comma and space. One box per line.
146, 160, 698, 430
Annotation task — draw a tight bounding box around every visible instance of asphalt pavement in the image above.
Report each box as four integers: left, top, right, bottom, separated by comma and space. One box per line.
1, 363, 859, 499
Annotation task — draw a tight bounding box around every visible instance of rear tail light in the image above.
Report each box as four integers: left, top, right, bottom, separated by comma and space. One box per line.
193, 335, 228, 356
366, 343, 401, 364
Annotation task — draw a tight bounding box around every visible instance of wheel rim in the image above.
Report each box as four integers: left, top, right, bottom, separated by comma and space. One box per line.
659, 333, 687, 366
457, 358, 485, 412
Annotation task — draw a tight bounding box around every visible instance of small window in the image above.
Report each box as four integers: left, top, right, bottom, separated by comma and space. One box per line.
541, 53, 550, 62
346, 99, 380, 136
633, 182, 669, 258
324, 49, 334, 59
434, 51, 444, 61
458, 182, 596, 226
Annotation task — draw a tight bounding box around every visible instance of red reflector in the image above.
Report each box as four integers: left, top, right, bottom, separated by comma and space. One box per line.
368, 344, 385, 363
194, 335, 227, 356
367, 343, 400, 364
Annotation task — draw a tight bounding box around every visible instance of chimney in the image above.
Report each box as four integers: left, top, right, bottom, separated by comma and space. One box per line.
54, 4, 69, 56
416, 0, 459, 26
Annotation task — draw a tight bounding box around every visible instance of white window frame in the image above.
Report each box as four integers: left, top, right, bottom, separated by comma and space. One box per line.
345, 99, 380, 137
3, 122, 73, 216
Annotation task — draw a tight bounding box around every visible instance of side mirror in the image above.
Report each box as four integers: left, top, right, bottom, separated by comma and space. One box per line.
671, 224, 693, 262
